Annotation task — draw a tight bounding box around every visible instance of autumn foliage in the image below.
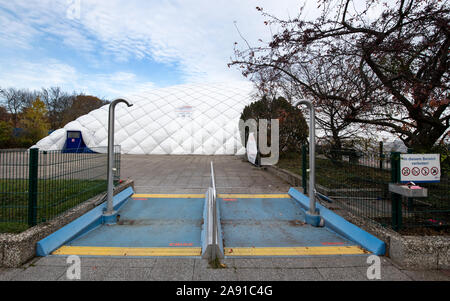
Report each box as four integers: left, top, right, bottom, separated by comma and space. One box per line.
231, 0, 449, 152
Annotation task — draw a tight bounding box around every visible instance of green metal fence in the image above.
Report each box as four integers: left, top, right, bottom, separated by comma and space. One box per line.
314, 149, 393, 228
283, 146, 449, 232
0, 146, 121, 233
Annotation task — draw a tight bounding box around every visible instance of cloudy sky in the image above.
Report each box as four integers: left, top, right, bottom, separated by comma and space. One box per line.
0, 0, 326, 99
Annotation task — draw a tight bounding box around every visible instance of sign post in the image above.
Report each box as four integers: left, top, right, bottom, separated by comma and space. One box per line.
390, 153, 441, 230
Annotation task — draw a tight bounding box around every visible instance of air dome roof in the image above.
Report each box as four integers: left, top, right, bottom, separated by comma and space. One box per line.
34, 82, 255, 155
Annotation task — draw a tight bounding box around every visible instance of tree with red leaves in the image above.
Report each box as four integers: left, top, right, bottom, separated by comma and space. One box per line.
230, 0, 449, 151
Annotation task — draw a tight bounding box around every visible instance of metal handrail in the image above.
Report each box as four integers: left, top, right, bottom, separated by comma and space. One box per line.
297, 100, 317, 214
210, 161, 217, 260
105, 99, 133, 216
202, 161, 223, 260
210, 161, 217, 199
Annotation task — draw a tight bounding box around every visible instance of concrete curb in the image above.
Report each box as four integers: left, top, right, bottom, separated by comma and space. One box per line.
341, 211, 450, 270
0, 180, 134, 267
289, 188, 386, 255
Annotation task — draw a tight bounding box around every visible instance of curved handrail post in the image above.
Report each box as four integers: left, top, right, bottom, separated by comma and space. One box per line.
104, 99, 133, 223
297, 100, 322, 226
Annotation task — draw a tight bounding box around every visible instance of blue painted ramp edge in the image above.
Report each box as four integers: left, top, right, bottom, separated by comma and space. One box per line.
36, 187, 134, 256
288, 188, 386, 255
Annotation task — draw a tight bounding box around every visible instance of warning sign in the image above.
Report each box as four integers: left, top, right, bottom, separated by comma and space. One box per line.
400, 154, 441, 183
401, 167, 410, 176
431, 167, 439, 176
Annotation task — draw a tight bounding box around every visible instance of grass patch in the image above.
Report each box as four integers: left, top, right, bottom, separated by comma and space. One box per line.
277, 152, 390, 189
0, 179, 108, 233
0, 222, 29, 234
209, 257, 227, 269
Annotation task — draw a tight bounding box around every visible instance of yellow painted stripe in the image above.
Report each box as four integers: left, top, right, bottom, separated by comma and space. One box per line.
132, 194, 291, 199
218, 194, 290, 199
224, 246, 368, 256
52, 246, 201, 256
132, 194, 205, 198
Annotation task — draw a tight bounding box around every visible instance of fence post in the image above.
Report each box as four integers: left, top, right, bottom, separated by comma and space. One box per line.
390, 151, 402, 230
28, 148, 39, 227
406, 148, 414, 211
379, 141, 384, 170
302, 144, 307, 195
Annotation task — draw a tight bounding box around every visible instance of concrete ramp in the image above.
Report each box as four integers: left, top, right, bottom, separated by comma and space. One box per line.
52, 194, 205, 257
219, 194, 368, 257
49, 192, 372, 258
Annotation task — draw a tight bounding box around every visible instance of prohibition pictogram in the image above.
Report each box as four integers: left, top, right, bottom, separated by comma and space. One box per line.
431, 167, 439, 176
402, 167, 410, 176
421, 167, 430, 176
412, 167, 420, 176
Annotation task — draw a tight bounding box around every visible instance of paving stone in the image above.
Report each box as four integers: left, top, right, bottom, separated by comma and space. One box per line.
149, 264, 194, 281
80, 257, 157, 268
271, 257, 319, 269
317, 267, 369, 281
193, 266, 239, 281
34, 256, 71, 267
311, 255, 392, 268
402, 270, 450, 281
104, 267, 153, 281
236, 268, 286, 281
279, 268, 325, 281
0, 268, 24, 281
154, 258, 197, 268
12, 266, 66, 281
232, 258, 275, 269
194, 258, 235, 269
354, 266, 412, 281
58, 266, 112, 281
120, 155, 290, 194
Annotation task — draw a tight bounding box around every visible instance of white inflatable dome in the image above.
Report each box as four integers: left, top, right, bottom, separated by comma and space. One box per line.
34, 82, 255, 155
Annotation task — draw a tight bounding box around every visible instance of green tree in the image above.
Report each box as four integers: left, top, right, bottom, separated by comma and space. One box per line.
241, 96, 308, 154
0, 120, 13, 147
20, 97, 50, 144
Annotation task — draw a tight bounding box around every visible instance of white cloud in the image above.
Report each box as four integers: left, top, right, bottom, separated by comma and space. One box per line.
0, 58, 155, 98
0, 59, 78, 88
0, 9, 39, 49
0, 0, 307, 84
